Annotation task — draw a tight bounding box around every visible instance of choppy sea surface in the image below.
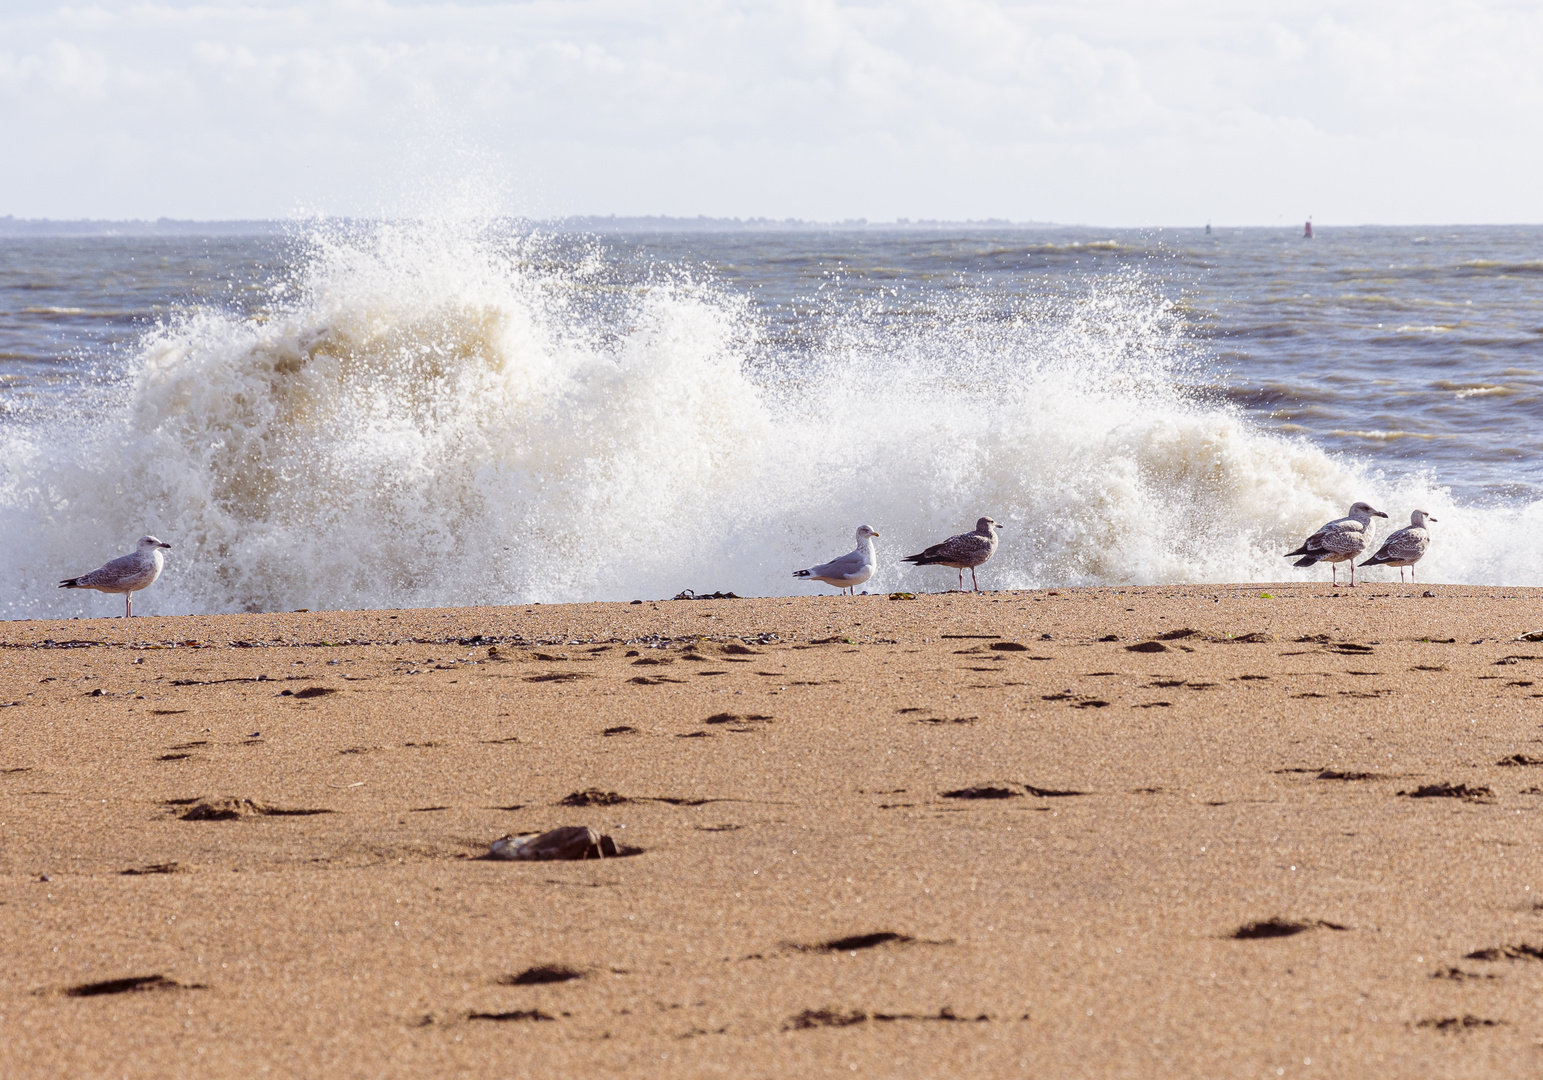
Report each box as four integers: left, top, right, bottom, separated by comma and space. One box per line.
1, 221, 1539, 616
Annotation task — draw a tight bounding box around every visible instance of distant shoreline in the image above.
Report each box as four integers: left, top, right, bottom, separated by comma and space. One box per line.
0, 214, 1057, 238
6, 216, 1535, 238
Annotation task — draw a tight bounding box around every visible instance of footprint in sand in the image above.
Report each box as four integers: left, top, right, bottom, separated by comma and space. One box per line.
807, 932, 914, 952
1230, 918, 1347, 939
559, 789, 629, 807
942, 782, 1082, 800
497, 965, 584, 986
178, 798, 332, 820
279, 686, 339, 698
788, 1007, 987, 1029
468, 1009, 558, 1022
1416, 1016, 1506, 1032
1430, 967, 1500, 981
65, 975, 205, 997
1463, 944, 1543, 962
1398, 783, 1493, 802
703, 713, 773, 732
941, 785, 1019, 800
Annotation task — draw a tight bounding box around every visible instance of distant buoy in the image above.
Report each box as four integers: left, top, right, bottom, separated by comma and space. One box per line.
1303, 219, 1313, 239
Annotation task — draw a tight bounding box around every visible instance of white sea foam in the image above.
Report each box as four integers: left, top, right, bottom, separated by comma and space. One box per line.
3, 217, 1540, 617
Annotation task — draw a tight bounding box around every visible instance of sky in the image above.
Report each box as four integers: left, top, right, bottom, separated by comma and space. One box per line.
2, 0, 1541, 225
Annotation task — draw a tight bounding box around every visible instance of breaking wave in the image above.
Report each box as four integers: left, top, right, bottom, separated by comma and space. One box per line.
3, 218, 1538, 617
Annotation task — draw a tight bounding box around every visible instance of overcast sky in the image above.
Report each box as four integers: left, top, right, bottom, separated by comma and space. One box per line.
3, 0, 1541, 225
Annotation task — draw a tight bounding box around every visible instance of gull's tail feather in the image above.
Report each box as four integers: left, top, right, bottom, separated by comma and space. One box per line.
1292, 555, 1320, 568
58, 578, 80, 589
792, 569, 812, 578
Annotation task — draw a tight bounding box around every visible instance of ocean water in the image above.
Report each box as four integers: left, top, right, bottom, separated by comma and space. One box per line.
1, 219, 1540, 616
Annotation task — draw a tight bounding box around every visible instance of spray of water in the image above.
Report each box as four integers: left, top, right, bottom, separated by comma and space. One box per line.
3, 217, 1535, 618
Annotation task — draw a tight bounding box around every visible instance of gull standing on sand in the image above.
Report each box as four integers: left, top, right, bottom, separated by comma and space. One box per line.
1360, 510, 1436, 583
902, 517, 1002, 593
1284, 502, 1387, 587
793, 525, 880, 596
58, 536, 172, 617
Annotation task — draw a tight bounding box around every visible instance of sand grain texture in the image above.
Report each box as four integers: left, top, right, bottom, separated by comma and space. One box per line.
3, 584, 1542, 1078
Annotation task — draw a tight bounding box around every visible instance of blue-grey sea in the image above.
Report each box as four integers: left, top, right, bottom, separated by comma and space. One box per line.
1, 220, 1539, 614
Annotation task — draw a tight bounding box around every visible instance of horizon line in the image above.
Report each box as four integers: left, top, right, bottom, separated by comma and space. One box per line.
3, 214, 1540, 237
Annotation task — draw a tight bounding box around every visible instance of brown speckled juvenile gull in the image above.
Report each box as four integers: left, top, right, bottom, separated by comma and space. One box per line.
1284, 501, 1387, 587
902, 516, 1002, 592
1360, 509, 1436, 582
58, 535, 172, 617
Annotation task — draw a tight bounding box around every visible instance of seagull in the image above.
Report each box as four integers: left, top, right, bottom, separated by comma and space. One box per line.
902, 517, 1002, 592
1284, 502, 1387, 587
58, 536, 172, 617
793, 525, 879, 596
1360, 509, 1436, 583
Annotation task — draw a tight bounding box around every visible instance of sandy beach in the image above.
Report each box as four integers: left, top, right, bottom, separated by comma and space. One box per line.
3, 583, 1542, 1078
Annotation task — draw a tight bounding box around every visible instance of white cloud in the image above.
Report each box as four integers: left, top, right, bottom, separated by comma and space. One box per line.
0, 0, 1539, 222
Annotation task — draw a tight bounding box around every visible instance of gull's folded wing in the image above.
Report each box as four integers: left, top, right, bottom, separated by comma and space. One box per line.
807, 549, 866, 578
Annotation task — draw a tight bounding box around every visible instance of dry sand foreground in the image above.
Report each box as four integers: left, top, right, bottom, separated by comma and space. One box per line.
3, 584, 1543, 1078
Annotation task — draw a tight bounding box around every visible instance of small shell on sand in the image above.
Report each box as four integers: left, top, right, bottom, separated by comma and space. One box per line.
487, 826, 617, 860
